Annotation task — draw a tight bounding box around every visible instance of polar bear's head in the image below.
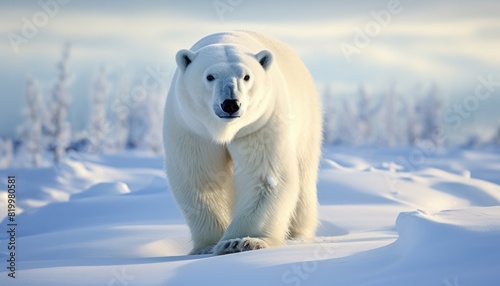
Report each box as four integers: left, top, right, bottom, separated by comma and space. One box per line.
174, 44, 274, 143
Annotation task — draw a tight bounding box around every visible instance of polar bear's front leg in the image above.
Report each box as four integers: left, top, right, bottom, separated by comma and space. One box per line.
164, 125, 234, 255
214, 128, 300, 255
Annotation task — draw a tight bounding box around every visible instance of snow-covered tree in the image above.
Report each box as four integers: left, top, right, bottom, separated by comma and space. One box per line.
0, 139, 13, 168
18, 77, 46, 166
421, 84, 442, 144
492, 126, 500, 146
356, 85, 383, 145
382, 86, 416, 146
322, 84, 336, 145
111, 71, 131, 151
381, 86, 399, 146
314, 82, 449, 147
48, 43, 72, 163
125, 79, 167, 152
406, 89, 423, 145
336, 96, 358, 145
127, 94, 148, 149
142, 86, 167, 153
87, 65, 111, 153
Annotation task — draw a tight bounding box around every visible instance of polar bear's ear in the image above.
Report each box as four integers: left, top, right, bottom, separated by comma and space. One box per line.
255, 50, 273, 70
175, 49, 196, 72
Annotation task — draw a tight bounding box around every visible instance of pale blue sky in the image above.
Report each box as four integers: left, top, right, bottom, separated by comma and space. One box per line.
1, 0, 499, 138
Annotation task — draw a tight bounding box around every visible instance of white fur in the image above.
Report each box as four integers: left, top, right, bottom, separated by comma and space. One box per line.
163, 31, 322, 255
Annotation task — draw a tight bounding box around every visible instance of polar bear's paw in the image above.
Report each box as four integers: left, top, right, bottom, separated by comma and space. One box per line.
213, 237, 268, 255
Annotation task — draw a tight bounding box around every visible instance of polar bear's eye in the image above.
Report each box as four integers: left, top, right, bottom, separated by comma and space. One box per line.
206, 74, 215, 81
243, 75, 250, 81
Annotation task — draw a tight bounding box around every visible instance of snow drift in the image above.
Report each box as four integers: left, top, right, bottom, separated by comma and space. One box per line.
0, 147, 499, 285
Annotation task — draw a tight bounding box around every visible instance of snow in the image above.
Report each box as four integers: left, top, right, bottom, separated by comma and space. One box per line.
267, 176, 278, 189
70, 181, 131, 201
1, 147, 500, 285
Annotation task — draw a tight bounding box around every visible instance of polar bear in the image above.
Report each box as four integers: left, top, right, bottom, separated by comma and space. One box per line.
163, 31, 322, 255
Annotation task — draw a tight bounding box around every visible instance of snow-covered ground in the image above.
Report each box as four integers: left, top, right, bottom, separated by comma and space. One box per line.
1, 146, 500, 285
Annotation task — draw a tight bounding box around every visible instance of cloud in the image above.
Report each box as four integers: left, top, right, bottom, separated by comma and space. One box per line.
1, 0, 499, 137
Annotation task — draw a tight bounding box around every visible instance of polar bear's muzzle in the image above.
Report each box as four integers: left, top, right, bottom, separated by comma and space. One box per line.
219, 99, 241, 117
216, 98, 241, 120
214, 82, 243, 120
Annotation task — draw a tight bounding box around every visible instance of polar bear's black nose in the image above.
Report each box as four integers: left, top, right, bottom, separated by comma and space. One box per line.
221, 99, 241, 115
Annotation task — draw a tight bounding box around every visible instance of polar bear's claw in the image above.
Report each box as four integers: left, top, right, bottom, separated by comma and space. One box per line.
214, 237, 268, 255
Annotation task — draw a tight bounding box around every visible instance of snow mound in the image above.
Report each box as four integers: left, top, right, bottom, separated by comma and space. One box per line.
368, 161, 405, 172
71, 181, 131, 200
319, 158, 349, 170
396, 207, 500, 250
367, 207, 500, 285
